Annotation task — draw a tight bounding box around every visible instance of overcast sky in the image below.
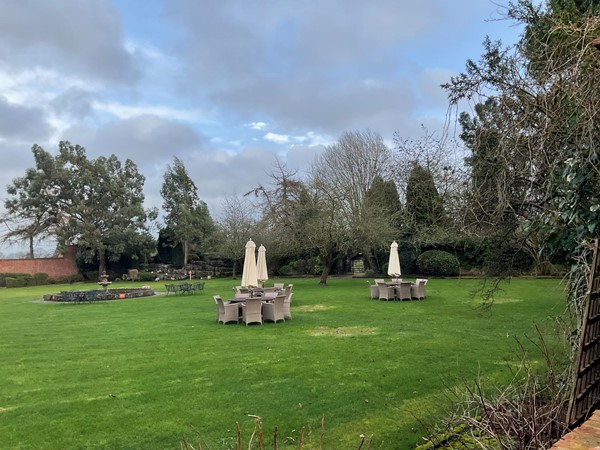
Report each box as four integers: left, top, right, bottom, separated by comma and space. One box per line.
0, 0, 525, 256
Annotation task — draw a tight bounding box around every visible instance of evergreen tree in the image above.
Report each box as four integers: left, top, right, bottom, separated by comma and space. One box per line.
160, 157, 214, 267
405, 166, 445, 227
4, 141, 155, 276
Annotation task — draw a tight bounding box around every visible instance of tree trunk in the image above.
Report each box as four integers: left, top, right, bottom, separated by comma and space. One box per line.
98, 247, 106, 280
319, 253, 333, 285
183, 239, 189, 267
231, 260, 237, 279
366, 250, 379, 274
28, 236, 34, 259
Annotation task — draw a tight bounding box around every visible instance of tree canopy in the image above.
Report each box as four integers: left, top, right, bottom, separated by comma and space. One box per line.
445, 0, 600, 289
4, 141, 156, 276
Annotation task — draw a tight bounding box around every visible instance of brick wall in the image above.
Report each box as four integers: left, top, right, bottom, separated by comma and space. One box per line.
0, 246, 78, 278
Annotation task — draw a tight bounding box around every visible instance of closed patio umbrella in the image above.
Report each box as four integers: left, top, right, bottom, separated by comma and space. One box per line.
256, 244, 268, 283
241, 239, 258, 287
387, 241, 401, 278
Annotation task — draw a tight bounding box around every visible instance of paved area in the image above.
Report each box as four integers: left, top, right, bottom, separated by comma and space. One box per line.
552, 410, 600, 449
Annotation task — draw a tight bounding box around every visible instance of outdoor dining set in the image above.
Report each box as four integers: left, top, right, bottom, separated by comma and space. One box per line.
369, 278, 428, 301
214, 283, 294, 325
370, 240, 428, 300
212, 239, 296, 325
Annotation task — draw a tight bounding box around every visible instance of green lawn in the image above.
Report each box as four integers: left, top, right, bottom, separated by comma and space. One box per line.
0, 277, 567, 449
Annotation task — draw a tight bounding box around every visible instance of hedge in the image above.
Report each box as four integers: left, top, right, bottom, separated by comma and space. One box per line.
417, 250, 460, 276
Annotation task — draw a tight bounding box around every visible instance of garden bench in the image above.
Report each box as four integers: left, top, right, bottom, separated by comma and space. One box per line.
166, 282, 205, 295
165, 284, 182, 296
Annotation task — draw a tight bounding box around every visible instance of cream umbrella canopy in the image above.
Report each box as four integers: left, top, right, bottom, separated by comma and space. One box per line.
241, 239, 258, 287
256, 244, 269, 283
387, 241, 401, 278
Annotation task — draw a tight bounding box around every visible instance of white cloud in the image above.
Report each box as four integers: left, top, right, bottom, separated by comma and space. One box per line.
264, 132, 290, 144
248, 121, 268, 130
264, 131, 332, 147
93, 101, 204, 123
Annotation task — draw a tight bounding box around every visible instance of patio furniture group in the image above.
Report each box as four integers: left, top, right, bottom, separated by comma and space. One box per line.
369, 278, 427, 301
214, 284, 293, 325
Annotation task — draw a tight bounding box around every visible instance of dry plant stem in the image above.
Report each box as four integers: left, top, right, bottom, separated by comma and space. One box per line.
247, 415, 263, 450
533, 324, 557, 399
356, 434, 366, 450
297, 427, 304, 450
247, 428, 255, 450
237, 422, 241, 450
443, 328, 569, 449
320, 415, 325, 450
273, 426, 278, 450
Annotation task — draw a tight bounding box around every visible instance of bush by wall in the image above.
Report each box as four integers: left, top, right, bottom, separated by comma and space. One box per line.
51, 274, 84, 284
32, 272, 49, 285
0, 272, 84, 287
5, 277, 27, 288
417, 250, 460, 276
0, 273, 28, 287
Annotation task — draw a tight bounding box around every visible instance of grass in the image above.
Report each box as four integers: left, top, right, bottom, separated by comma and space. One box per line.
0, 277, 567, 449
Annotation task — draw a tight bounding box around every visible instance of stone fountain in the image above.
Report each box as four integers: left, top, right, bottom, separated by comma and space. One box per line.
98, 271, 112, 297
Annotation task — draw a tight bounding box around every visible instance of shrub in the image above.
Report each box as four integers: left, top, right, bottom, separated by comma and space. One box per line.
138, 271, 156, 282
32, 272, 49, 286
85, 271, 99, 281
417, 250, 460, 276
278, 258, 320, 276
54, 274, 85, 284
0, 273, 29, 287
70, 274, 85, 283
5, 277, 27, 288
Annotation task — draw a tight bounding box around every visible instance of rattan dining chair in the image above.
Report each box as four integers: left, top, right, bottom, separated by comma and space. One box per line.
242, 298, 263, 326
263, 294, 285, 323
214, 295, 239, 324
377, 282, 395, 301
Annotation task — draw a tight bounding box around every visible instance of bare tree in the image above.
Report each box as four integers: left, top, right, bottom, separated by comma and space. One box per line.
393, 129, 467, 221
215, 194, 258, 278
310, 130, 398, 269
311, 129, 392, 221
247, 159, 348, 285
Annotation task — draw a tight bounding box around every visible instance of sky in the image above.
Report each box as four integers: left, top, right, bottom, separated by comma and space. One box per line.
0, 0, 526, 256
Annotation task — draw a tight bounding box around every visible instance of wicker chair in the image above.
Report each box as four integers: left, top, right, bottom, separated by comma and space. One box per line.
274, 283, 284, 290
377, 282, 395, 301
396, 282, 412, 301
214, 295, 239, 325
263, 295, 285, 323
242, 298, 263, 326
233, 286, 251, 300
412, 279, 428, 299
283, 285, 293, 302
369, 282, 378, 299
283, 292, 293, 319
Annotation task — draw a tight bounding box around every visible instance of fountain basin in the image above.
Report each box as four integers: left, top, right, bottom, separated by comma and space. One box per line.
44, 287, 155, 302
